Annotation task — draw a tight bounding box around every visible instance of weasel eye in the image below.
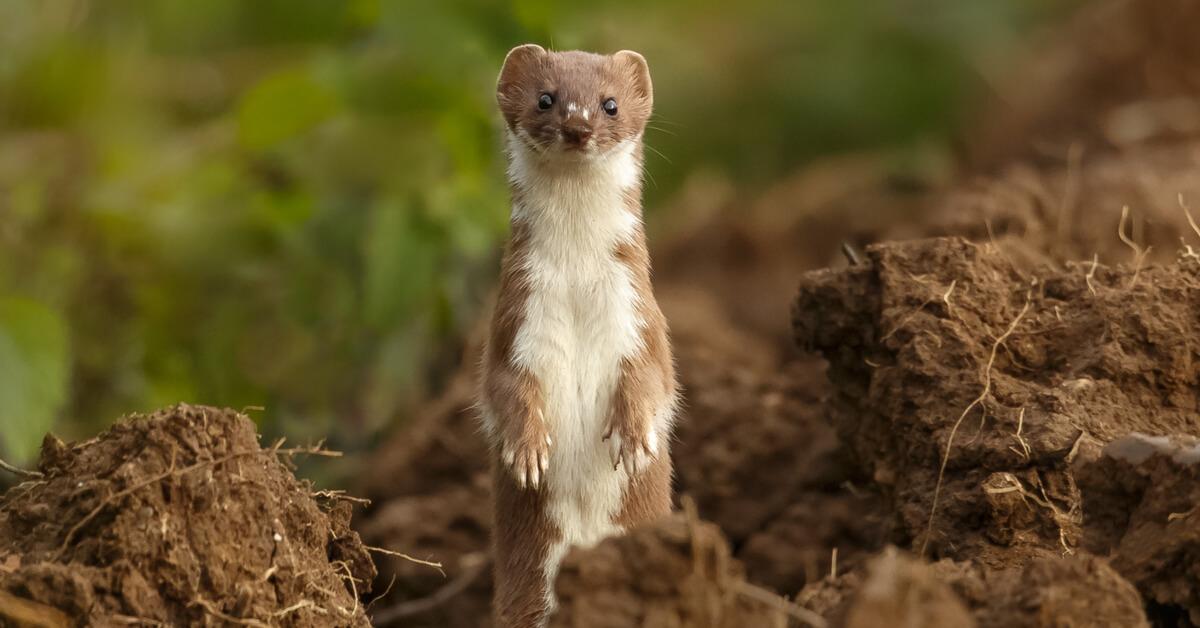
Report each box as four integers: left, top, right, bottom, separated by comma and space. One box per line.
538, 93, 554, 110
602, 98, 618, 116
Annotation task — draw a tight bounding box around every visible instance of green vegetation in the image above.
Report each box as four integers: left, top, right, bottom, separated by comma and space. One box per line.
0, 0, 1072, 461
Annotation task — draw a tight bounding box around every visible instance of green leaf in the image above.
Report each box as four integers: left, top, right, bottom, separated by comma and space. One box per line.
237, 68, 339, 151
0, 298, 69, 463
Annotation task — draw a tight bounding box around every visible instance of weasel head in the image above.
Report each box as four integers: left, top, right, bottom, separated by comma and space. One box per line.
497, 44, 653, 163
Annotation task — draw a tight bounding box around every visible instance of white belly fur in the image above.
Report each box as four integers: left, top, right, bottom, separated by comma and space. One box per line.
507, 136, 647, 613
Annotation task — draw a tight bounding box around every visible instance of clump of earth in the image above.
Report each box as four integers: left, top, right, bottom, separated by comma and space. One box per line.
0, 404, 376, 627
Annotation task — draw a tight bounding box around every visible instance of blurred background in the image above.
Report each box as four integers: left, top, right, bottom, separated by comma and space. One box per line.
0, 0, 1080, 463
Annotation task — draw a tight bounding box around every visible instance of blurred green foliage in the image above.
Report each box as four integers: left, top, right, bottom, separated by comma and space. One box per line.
0, 0, 1073, 462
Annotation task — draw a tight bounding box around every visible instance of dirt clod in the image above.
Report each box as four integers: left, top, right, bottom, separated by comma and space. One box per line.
551, 511, 787, 628
1077, 437, 1200, 625
969, 553, 1149, 628
794, 236, 1200, 566
841, 548, 975, 628
0, 404, 375, 627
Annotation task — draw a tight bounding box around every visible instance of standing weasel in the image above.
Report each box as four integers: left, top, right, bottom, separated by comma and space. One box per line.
480, 44, 677, 627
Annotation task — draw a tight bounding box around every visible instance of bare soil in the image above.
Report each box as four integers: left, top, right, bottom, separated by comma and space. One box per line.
0, 404, 375, 627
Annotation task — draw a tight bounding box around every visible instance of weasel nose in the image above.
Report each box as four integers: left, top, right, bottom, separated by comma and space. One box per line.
561, 120, 593, 146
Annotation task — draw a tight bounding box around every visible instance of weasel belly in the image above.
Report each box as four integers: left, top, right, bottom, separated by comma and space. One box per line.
512, 250, 641, 534
509, 228, 644, 606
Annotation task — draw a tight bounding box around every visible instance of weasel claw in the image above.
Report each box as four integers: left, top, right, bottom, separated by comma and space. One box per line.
503, 439, 549, 490
607, 431, 623, 469
608, 428, 658, 476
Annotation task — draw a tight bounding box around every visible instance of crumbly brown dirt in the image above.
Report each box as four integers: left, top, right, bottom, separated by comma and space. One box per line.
805, 549, 1150, 628
551, 512, 785, 628
839, 548, 974, 628
794, 237, 1200, 625
1076, 435, 1200, 625
0, 404, 375, 627
795, 236, 1200, 561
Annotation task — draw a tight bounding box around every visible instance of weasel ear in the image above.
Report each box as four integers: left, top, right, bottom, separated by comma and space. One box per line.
612, 50, 653, 107
498, 44, 546, 103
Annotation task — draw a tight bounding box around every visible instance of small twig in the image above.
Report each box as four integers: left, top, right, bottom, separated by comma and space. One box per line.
841, 242, 862, 266
312, 489, 371, 506
0, 457, 42, 479
737, 582, 829, 628
1011, 408, 1031, 462
271, 600, 326, 618
829, 547, 838, 579
109, 614, 167, 626
366, 574, 397, 610
983, 472, 1076, 555
372, 554, 489, 625
1085, 254, 1099, 296
922, 285, 1034, 557
336, 561, 360, 618
189, 597, 271, 628
275, 442, 343, 458
257, 566, 278, 583
1063, 436, 1090, 469
1117, 205, 1150, 289
1180, 194, 1200, 240
305, 580, 338, 599
365, 545, 445, 577
941, 279, 957, 309
0, 589, 73, 628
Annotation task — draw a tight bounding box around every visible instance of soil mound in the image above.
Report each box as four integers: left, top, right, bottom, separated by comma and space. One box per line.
0, 404, 375, 627
838, 548, 974, 628
551, 511, 793, 628
803, 549, 1148, 628
794, 237, 1200, 624
795, 237, 1200, 564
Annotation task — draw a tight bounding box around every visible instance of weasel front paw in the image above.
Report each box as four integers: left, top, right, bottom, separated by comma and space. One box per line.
501, 411, 551, 489
603, 422, 659, 477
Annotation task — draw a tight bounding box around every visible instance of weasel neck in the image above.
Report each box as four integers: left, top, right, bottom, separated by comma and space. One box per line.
506, 132, 646, 231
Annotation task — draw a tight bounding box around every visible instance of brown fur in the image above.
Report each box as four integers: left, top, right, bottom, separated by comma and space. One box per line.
611, 453, 673, 530
492, 457, 561, 626
482, 219, 548, 472
607, 233, 676, 474
485, 219, 552, 625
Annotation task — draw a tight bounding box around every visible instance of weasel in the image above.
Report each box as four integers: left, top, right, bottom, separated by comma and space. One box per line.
480, 44, 678, 627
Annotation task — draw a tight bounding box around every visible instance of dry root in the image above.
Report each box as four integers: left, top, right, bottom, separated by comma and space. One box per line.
922, 284, 1035, 557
